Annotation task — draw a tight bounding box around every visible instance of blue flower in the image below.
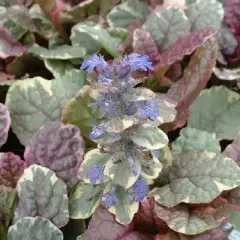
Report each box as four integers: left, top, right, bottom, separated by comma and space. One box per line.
86, 164, 105, 184
125, 152, 138, 176
102, 186, 119, 207
122, 53, 153, 72
133, 179, 149, 202
89, 125, 106, 140
80, 54, 108, 72
136, 99, 160, 120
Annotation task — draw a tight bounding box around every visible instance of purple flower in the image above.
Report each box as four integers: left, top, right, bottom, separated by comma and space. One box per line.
89, 92, 121, 117
80, 54, 108, 72
133, 179, 149, 202
136, 99, 160, 120
126, 152, 138, 176
86, 164, 105, 184
122, 53, 153, 72
98, 75, 113, 86
89, 125, 106, 140
102, 186, 119, 207
151, 149, 160, 158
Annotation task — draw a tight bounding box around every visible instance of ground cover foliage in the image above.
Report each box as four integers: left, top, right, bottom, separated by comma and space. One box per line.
0, 0, 240, 239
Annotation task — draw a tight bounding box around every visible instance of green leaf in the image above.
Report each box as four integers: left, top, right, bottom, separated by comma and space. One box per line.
150, 150, 240, 207
0, 6, 6, 21
29, 4, 58, 40
78, 149, 111, 184
28, 44, 86, 60
172, 127, 221, 156
71, 23, 122, 57
108, 186, 139, 224
143, 6, 190, 51
3, 19, 27, 40
141, 156, 162, 180
8, 217, 63, 240
189, 86, 240, 140
107, 27, 129, 41
106, 117, 137, 133
107, 0, 149, 29
185, 0, 224, 30
44, 59, 74, 79
6, 70, 86, 146
7, 5, 38, 32
14, 165, 69, 228
130, 124, 169, 150
155, 204, 227, 235
62, 86, 103, 138
76, 233, 86, 240
0, 186, 16, 218
123, 87, 155, 102
104, 152, 141, 189
230, 209, 240, 231
69, 181, 103, 219
0, 0, 9, 7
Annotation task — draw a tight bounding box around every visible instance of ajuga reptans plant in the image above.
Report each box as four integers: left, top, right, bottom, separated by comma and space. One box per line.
72, 53, 169, 223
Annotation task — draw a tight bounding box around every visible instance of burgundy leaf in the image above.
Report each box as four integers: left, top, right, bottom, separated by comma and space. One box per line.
133, 29, 160, 64
223, 139, 240, 166
0, 71, 15, 81
165, 38, 218, 131
217, 26, 238, 56
156, 27, 217, 68
0, 152, 26, 188
0, 25, 26, 59
24, 121, 85, 189
0, 103, 11, 147
134, 198, 168, 233
159, 228, 225, 240
165, 63, 182, 82
224, 0, 240, 29
120, 19, 145, 53
86, 206, 154, 240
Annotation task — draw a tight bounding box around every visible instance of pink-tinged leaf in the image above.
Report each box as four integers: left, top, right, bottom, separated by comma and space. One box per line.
192, 228, 225, 240
134, 198, 168, 233
0, 103, 11, 147
223, 139, 240, 166
14, 164, 69, 228
165, 38, 218, 131
120, 19, 145, 53
24, 121, 85, 189
0, 25, 26, 59
0, 152, 26, 189
155, 202, 228, 235
224, 0, 240, 28
121, 232, 154, 240
160, 228, 225, 240
156, 27, 217, 68
86, 206, 154, 240
163, 0, 186, 9
133, 29, 160, 64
